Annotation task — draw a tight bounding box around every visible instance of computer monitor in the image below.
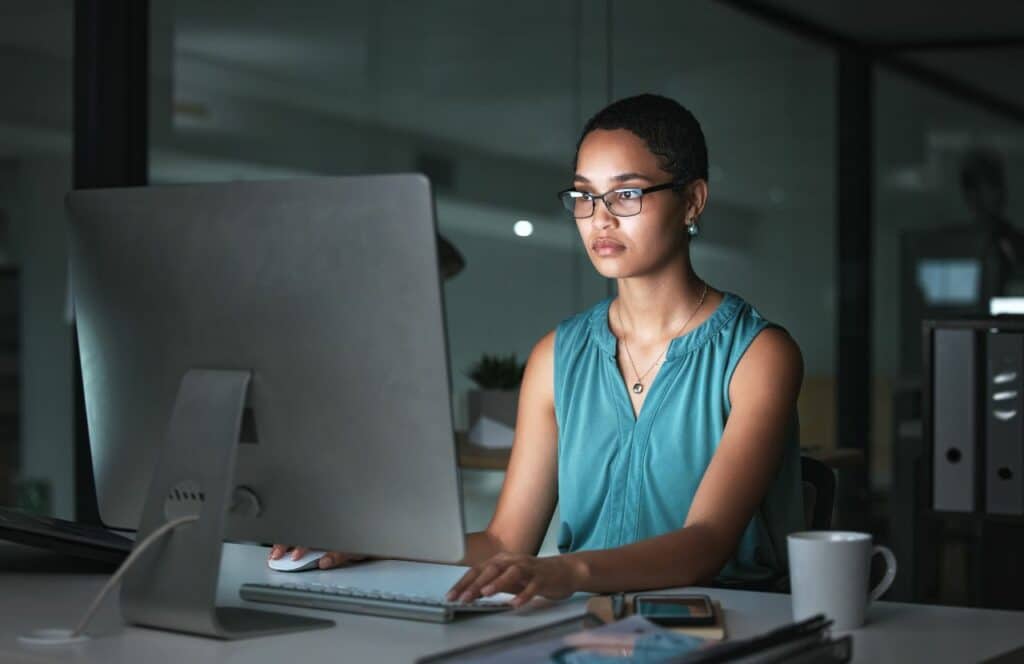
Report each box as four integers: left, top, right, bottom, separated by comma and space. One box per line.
66, 174, 466, 638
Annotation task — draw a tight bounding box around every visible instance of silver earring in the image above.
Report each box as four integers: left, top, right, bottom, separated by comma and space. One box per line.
687, 219, 700, 237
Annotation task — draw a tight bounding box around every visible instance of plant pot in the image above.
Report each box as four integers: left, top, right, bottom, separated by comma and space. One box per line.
467, 388, 519, 431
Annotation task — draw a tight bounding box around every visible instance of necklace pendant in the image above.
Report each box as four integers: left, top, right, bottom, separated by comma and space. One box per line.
632, 382, 644, 394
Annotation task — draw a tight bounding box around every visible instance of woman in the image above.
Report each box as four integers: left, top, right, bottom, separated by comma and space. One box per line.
274, 94, 805, 608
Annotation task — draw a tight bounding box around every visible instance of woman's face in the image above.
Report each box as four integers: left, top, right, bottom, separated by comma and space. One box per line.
573, 128, 691, 280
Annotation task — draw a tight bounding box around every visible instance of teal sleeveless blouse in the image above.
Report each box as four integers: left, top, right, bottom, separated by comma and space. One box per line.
553, 292, 804, 584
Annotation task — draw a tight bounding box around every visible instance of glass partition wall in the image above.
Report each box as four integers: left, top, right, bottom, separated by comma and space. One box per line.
0, 2, 74, 518
875, 67, 1024, 604
2, 1, 842, 558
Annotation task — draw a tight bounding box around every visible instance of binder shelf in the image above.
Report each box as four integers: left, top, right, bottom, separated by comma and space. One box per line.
924, 317, 1024, 522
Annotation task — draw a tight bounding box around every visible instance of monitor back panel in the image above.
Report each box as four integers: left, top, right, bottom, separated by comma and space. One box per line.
67, 174, 465, 562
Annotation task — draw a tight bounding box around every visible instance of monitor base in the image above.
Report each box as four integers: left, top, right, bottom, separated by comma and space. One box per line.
132, 607, 333, 640
119, 369, 334, 639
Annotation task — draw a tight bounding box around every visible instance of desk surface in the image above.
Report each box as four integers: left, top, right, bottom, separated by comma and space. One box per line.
2, 541, 1023, 663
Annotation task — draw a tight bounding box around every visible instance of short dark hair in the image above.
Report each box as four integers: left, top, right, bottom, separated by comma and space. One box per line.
576, 94, 708, 185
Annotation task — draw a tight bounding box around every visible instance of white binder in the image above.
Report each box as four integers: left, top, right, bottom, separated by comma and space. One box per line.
986, 332, 1024, 516
933, 329, 977, 513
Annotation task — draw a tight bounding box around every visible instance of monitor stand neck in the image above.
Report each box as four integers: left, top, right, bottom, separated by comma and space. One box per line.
120, 369, 333, 639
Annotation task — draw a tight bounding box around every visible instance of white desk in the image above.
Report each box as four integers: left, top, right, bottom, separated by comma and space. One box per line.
2, 541, 1023, 663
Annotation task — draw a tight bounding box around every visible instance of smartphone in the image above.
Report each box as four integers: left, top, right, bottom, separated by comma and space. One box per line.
633, 594, 715, 627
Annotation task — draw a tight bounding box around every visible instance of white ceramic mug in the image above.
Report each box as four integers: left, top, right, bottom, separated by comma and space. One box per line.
787, 531, 897, 631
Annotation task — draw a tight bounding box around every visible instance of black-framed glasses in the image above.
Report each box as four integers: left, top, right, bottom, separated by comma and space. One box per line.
558, 181, 681, 219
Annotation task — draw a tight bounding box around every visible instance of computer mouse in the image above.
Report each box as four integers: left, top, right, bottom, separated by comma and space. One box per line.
267, 550, 327, 572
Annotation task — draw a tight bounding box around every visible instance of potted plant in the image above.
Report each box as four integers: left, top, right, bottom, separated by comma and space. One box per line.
466, 353, 525, 446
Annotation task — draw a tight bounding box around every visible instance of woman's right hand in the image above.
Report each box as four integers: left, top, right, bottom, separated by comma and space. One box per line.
269, 544, 370, 570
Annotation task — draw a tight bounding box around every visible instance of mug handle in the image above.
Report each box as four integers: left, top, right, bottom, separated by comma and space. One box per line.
868, 545, 898, 604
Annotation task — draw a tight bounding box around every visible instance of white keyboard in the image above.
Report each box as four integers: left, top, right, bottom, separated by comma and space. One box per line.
240, 581, 515, 623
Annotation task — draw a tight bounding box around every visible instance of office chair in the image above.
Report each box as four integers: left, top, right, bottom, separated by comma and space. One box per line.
713, 455, 836, 594
800, 455, 836, 531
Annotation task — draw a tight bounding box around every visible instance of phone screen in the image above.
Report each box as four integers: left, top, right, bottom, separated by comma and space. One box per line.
634, 596, 713, 625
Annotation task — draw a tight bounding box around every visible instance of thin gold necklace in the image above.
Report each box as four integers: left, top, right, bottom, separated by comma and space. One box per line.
616, 282, 709, 395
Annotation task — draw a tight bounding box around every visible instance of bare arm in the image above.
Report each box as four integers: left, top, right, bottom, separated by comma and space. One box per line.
460, 330, 560, 566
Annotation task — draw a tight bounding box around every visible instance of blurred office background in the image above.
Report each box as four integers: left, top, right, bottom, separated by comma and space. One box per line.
2, 0, 1023, 607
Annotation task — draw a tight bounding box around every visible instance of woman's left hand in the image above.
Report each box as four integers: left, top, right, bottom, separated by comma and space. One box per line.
445, 552, 585, 608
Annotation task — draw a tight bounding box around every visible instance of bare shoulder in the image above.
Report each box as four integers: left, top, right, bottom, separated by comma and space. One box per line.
531, 329, 556, 363
730, 327, 803, 404
742, 327, 802, 374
